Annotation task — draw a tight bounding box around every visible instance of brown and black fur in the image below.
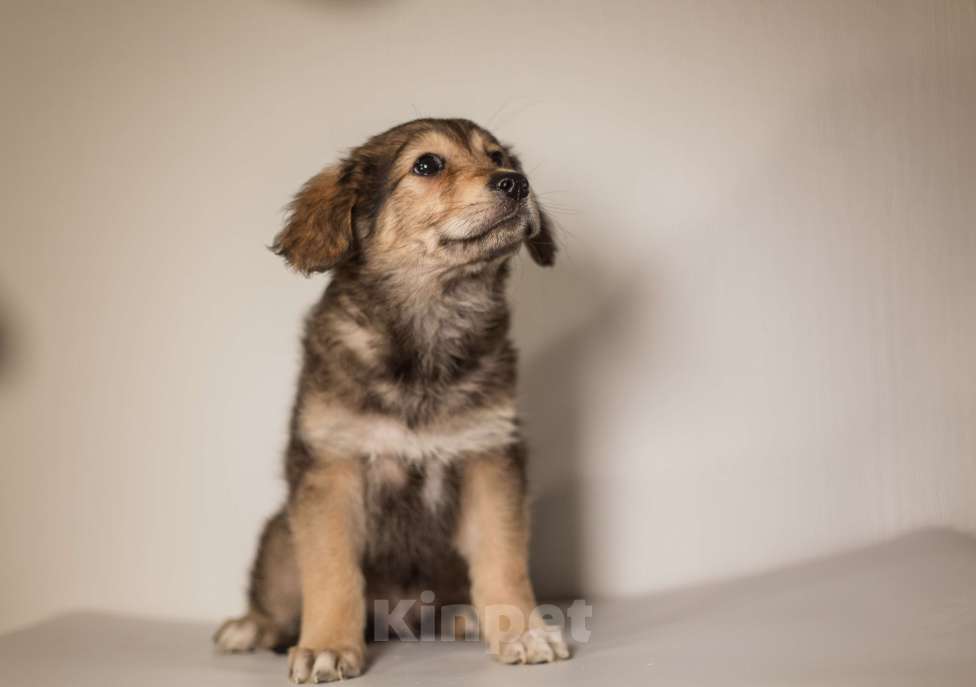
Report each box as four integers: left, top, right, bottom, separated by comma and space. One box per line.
214, 119, 566, 682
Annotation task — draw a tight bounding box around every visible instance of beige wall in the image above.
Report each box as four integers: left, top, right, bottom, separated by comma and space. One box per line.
1, 0, 974, 633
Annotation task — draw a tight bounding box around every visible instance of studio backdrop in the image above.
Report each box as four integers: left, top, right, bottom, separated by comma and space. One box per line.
1, 0, 974, 634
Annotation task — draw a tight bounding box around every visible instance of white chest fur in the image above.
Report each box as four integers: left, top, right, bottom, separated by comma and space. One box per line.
298, 392, 518, 463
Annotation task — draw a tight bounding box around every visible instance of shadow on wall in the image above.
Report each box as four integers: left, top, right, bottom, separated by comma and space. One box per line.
0, 296, 18, 385
515, 255, 648, 600
514, 47, 976, 603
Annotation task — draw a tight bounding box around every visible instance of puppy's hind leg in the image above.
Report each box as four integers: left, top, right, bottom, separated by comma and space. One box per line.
215, 508, 302, 653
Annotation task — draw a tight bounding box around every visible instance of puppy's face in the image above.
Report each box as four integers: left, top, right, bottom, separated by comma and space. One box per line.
371, 126, 544, 271
271, 119, 555, 277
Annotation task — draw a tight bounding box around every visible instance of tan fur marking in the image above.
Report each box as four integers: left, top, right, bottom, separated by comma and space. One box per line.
454, 453, 544, 655
330, 315, 380, 364
468, 128, 488, 154
289, 459, 367, 658
258, 520, 301, 632
366, 455, 409, 490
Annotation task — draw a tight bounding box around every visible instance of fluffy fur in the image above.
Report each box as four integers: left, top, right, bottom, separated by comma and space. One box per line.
214, 118, 566, 682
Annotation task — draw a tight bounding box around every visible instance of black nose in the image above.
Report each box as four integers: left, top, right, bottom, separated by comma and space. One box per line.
491, 172, 530, 201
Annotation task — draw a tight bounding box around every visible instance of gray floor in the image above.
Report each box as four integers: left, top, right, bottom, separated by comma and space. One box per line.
3, 530, 976, 686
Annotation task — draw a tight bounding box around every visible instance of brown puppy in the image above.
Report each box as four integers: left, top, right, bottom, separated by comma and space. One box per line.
214, 118, 566, 682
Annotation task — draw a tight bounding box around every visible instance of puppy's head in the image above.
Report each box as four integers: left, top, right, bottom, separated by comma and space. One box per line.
271, 119, 555, 277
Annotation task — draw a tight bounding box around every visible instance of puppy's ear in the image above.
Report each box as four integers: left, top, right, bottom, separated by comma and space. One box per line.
526, 208, 557, 267
271, 165, 357, 275
505, 147, 557, 267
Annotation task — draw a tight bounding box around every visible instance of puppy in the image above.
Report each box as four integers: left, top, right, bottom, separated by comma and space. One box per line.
214, 118, 566, 682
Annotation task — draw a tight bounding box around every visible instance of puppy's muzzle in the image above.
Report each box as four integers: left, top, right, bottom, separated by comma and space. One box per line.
490, 172, 530, 201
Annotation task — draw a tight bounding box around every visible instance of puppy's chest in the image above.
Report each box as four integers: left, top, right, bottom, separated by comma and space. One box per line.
365, 455, 456, 517
298, 391, 518, 464
361, 456, 463, 573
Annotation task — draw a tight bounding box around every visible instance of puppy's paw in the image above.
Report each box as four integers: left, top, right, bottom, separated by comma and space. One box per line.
214, 616, 262, 653
497, 626, 571, 665
288, 645, 365, 683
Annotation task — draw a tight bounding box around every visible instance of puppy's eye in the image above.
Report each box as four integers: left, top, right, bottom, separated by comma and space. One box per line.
488, 150, 505, 166
412, 153, 444, 176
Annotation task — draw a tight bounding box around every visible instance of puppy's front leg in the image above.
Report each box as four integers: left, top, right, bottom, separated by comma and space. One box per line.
288, 458, 366, 683
455, 451, 570, 665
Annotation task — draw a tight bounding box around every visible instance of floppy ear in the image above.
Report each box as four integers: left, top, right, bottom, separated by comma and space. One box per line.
505, 147, 557, 267
526, 207, 557, 267
271, 165, 356, 275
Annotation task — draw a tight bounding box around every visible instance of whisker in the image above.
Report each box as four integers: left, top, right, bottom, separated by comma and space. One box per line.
486, 99, 513, 129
